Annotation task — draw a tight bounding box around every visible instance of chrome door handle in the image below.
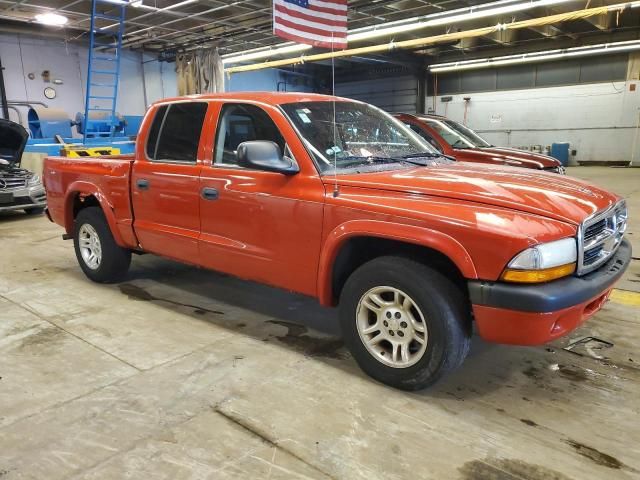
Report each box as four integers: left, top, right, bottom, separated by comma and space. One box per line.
136, 179, 150, 190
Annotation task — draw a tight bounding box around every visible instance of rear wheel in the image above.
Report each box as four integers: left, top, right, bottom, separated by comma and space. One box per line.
74, 207, 131, 283
339, 256, 471, 390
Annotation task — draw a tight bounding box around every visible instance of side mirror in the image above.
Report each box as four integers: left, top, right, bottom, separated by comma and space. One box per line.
237, 141, 299, 175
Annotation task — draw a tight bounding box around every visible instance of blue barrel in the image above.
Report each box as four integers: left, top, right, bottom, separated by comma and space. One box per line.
28, 106, 72, 139
550, 142, 570, 166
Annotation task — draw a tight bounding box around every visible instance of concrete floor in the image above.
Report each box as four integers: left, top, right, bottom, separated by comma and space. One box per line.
1, 166, 639, 480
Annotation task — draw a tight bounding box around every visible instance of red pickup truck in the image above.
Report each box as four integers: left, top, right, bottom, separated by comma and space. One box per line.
43, 92, 631, 390
395, 113, 565, 173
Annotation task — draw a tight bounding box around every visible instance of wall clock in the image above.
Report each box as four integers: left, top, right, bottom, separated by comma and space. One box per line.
44, 87, 56, 99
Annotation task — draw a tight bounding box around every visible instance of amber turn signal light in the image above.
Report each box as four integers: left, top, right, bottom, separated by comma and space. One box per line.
501, 263, 576, 283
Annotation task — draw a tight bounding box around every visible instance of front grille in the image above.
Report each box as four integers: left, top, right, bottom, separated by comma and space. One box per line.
0, 177, 27, 190
584, 218, 607, 243
578, 201, 627, 275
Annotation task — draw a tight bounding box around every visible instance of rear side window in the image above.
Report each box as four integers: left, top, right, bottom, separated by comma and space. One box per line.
147, 102, 208, 163
145, 105, 168, 159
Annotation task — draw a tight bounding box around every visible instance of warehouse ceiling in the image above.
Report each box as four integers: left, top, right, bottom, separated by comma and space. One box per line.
0, 0, 638, 64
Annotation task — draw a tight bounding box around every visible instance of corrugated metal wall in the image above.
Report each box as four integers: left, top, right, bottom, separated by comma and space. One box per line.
335, 75, 419, 113
435, 53, 628, 95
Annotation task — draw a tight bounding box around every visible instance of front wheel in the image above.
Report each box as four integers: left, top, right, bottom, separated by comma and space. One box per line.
74, 207, 131, 283
339, 256, 471, 390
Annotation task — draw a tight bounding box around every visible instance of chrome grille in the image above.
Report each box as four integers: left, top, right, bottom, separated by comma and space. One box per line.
584, 218, 607, 243
0, 177, 27, 190
578, 201, 627, 275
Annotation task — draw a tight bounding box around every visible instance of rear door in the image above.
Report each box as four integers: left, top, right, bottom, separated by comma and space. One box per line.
131, 101, 208, 264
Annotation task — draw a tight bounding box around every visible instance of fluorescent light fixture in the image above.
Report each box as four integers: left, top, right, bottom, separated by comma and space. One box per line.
222, 0, 573, 65
34, 12, 68, 26
222, 43, 312, 64
102, 0, 197, 30
429, 39, 640, 72
134, 0, 197, 11
348, 0, 574, 42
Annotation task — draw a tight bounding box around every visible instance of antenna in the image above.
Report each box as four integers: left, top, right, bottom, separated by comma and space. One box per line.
331, 32, 339, 197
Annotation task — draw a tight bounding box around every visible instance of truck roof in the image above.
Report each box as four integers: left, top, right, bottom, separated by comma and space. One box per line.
154, 91, 355, 106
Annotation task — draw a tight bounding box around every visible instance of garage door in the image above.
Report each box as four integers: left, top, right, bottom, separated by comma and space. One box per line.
335, 75, 419, 113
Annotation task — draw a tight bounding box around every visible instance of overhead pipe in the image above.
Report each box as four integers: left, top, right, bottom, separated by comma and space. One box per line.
7, 101, 49, 107
0, 1, 213, 47
225, 3, 633, 74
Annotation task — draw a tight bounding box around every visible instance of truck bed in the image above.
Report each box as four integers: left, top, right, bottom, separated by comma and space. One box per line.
43, 154, 138, 248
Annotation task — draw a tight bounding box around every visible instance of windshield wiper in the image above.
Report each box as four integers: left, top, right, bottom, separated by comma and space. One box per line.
333, 153, 456, 170
337, 155, 406, 167
400, 152, 457, 165
401, 152, 441, 159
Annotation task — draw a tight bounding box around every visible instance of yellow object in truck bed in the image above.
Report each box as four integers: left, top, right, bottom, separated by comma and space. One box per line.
60, 146, 121, 157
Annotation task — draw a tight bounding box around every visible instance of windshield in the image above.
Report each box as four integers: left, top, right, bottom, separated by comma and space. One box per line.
423, 118, 491, 148
445, 120, 492, 147
422, 119, 474, 149
281, 101, 440, 174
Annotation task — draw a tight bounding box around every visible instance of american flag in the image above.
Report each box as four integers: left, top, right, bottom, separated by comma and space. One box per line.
273, 0, 348, 50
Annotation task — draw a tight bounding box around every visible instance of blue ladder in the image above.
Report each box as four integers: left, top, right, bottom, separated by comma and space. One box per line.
83, 0, 126, 143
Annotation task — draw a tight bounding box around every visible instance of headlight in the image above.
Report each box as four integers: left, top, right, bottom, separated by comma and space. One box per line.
27, 174, 42, 186
501, 237, 577, 283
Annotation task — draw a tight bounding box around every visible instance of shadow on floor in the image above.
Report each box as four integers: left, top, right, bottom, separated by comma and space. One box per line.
108, 254, 535, 400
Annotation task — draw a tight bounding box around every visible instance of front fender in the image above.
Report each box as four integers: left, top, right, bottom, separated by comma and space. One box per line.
317, 220, 477, 306
63, 181, 126, 247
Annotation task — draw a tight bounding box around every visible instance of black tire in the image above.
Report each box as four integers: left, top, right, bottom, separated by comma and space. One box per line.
339, 256, 471, 390
73, 207, 131, 283
24, 207, 45, 215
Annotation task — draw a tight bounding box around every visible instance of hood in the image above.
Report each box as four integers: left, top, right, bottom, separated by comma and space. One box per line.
474, 146, 560, 168
327, 163, 618, 225
0, 118, 28, 168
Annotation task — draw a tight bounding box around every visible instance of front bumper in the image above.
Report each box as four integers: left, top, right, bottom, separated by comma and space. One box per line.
468, 238, 632, 345
0, 185, 46, 212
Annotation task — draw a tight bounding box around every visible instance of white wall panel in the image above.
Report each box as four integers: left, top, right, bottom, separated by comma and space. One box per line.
427, 81, 640, 163
0, 33, 176, 131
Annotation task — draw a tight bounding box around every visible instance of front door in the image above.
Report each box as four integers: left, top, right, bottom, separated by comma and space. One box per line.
131, 101, 208, 265
198, 102, 325, 296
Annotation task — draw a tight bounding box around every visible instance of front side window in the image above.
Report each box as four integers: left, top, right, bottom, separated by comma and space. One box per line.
281, 101, 442, 174
214, 104, 285, 166
147, 102, 208, 163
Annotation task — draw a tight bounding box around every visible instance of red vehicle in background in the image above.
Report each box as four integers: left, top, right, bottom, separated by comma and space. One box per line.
395, 113, 565, 174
